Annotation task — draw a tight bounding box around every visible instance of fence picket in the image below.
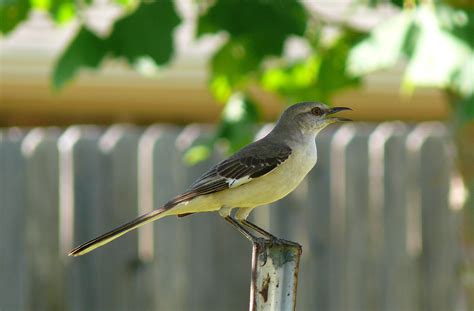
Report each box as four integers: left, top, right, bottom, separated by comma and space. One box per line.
149, 126, 190, 311
344, 126, 373, 311
0, 130, 28, 311
23, 128, 64, 311
380, 127, 415, 311
60, 127, 104, 311
419, 126, 460, 311
299, 128, 336, 311
97, 125, 154, 311
328, 124, 355, 311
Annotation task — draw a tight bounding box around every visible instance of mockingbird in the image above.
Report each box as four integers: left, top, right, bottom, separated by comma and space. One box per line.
69, 102, 351, 256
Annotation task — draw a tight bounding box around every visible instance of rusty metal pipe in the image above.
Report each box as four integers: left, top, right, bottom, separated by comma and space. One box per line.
249, 239, 302, 311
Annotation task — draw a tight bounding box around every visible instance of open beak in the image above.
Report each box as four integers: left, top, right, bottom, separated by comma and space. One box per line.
326, 106, 352, 122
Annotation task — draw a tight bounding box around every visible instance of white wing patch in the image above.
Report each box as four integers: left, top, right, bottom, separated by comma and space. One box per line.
227, 175, 253, 188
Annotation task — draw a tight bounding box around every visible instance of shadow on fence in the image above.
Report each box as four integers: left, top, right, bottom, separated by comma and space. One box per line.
0, 122, 463, 311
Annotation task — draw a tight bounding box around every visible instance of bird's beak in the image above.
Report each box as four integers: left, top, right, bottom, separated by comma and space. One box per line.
326, 106, 352, 122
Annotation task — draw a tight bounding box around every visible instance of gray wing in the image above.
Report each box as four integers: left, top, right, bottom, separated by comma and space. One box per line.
164, 140, 292, 208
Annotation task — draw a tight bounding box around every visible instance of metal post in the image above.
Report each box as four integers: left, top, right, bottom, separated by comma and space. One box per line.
249, 239, 302, 311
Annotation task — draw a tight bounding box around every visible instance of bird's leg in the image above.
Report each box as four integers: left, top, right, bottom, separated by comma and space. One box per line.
241, 219, 301, 247
240, 219, 278, 240
224, 216, 262, 243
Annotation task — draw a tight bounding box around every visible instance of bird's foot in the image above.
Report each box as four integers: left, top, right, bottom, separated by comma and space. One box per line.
251, 237, 301, 266
224, 216, 302, 249
267, 237, 301, 248
238, 219, 301, 248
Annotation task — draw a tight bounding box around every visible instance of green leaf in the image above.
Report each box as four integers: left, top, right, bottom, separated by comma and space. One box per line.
114, 0, 134, 8
0, 0, 31, 34
49, 0, 76, 24
210, 74, 233, 102
211, 39, 261, 86
401, 21, 421, 56
317, 31, 364, 101
183, 93, 261, 164
198, 0, 308, 93
403, 6, 472, 93
348, 4, 473, 99
262, 30, 364, 103
51, 1, 181, 89
197, 0, 307, 48
436, 5, 474, 49
107, 0, 181, 66
262, 56, 321, 102
347, 12, 414, 75
390, 0, 404, 8
454, 94, 474, 124
451, 54, 474, 97
215, 93, 260, 153
367, 0, 404, 8
52, 26, 107, 89
183, 144, 212, 165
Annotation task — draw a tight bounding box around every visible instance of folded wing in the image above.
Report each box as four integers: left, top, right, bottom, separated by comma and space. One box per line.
165, 141, 292, 208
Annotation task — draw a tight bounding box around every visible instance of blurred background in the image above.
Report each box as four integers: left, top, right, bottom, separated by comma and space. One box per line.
0, 0, 473, 310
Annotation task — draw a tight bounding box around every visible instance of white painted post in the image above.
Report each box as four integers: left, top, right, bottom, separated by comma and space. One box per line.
249, 240, 302, 311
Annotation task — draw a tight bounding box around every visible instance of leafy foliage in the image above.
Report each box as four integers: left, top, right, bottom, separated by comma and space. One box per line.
262, 29, 365, 104
454, 94, 474, 124
347, 12, 414, 75
1, 0, 473, 154
108, 0, 180, 65
53, 27, 107, 89
348, 4, 474, 102
197, 0, 308, 100
49, 0, 76, 23
210, 39, 261, 87
215, 93, 261, 152
0, 0, 30, 34
184, 93, 260, 164
53, 1, 181, 89
437, 4, 474, 49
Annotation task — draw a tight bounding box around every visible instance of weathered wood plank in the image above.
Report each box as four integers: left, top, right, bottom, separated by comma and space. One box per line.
180, 126, 223, 310
210, 212, 251, 311
418, 126, 460, 311
344, 125, 373, 311
97, 125, 154, 311
367, 124, 389, 311
379, 125, 416, 311
148, 125, 190, 311
23, 128, 64, 311
60, 126, 104, 311
328, 124, 356, 311
0, 130, 28, 311
179, 126, 250, 311
299, 127, 336, 311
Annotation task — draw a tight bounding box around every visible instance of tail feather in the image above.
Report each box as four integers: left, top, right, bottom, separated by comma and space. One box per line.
68, 206, 168, 257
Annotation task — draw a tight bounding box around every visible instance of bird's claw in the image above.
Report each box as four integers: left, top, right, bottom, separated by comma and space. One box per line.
268, 237, 301, 248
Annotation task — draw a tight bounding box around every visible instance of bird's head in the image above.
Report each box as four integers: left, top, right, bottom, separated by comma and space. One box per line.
276, 102, 352, 136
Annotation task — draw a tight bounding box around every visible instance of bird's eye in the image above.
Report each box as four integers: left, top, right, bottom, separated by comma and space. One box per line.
311, 107, 323, 116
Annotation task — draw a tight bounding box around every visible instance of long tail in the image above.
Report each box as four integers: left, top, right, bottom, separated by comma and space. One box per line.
68, 206, 169, 257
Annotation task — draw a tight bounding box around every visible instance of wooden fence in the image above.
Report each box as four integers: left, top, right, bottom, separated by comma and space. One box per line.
0, 123, 464, 311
